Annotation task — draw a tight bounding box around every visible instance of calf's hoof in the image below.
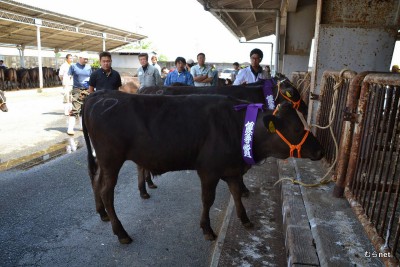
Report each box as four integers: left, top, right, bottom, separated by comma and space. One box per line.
204, 232, 217, 241
242, 221, 254, 229
241, 190, 250, 198
140, 193, 150, 199
118, 236, 133, 244
99, 212, 110, 222
148, 183, 158, 189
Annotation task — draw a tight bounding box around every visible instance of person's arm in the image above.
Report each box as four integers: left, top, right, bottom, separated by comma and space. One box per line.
116, 72, 122, 90
187, 73, 194, 86
192, 71, 209, 82
67, 64, 74, 76
88, 72, 95, 93
154, 68, 163, 86
233, 69, 244, 85
164, 73, 171, 86
191, 67, 207, 82
59, 65, 65, 80
203, 68, 213, 83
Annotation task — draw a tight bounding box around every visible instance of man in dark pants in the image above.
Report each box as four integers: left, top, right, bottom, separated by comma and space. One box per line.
88, 51, 122, 93
67, 51, 92, 135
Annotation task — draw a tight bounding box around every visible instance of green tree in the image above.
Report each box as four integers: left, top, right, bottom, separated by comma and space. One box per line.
91, 59, 100, 69
129, 39, 152, 50
158, 54, 168, 61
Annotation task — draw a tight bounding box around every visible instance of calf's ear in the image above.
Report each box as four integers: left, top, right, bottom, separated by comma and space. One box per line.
263, 115, 281, 133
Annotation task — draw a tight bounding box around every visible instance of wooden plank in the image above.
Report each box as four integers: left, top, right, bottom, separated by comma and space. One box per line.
286, 225, 320, 266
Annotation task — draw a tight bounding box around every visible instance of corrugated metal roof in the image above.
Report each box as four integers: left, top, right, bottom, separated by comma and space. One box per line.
196, 0, 283, 41
0, 0, 147, 52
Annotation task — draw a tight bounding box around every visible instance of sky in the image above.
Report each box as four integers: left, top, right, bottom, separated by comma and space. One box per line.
13, 0, 276, 64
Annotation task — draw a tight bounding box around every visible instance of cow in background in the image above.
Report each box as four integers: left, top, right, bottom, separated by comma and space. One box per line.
82, 90, 323, 244
119, 76, 140, 94
17, 68, 31, 89
0, 68, 5, 90
28, 68, 39, 88
4, 68, 18, 90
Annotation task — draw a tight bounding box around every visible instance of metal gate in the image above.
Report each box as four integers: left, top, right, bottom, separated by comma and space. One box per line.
333, 72, 374, 197
344, 73, 400, 264
314, 70, 357, 165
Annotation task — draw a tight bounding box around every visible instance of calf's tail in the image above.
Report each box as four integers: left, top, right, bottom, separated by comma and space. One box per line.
81, 100, 97, 178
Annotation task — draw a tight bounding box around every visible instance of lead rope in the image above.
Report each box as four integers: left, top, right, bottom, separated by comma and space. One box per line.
274, 69, 349, 187
296, 72, 311, 103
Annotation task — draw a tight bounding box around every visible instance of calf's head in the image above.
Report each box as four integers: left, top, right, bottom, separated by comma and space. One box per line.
254, 103, 323, 161
274, 76, 308, 117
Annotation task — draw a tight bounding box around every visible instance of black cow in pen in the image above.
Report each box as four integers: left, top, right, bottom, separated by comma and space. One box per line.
137, 79, 308, 197
82, 90, 323, 244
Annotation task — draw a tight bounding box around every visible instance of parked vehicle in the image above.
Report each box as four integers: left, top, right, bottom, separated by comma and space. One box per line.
219, 68, 234, 80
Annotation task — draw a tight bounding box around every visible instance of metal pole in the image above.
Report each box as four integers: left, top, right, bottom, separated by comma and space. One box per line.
54, 48, 60, 70
35, 18, 43, 92
17, 44, 25, 68
209, 8, 277, 13
275, 10, 280, 74
102, 33, 106, 51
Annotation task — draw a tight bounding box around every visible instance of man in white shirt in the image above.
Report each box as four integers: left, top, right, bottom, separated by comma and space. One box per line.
58, 54, 73, 115
190, 53, 213, 86
233, 48, 269, 85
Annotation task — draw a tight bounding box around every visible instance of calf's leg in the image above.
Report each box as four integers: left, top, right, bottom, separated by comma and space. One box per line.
90, 165, 109, 221
198, 174, 220, 240
145, 169, 157, 189
137, 165, 150, 199
239, 177, 250, 198
99, 163, 133, 244
225, 176, 253, 228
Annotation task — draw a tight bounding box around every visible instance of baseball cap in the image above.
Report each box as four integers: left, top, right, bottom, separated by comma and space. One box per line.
78, 51, 89, 59
187, 59, 195, 66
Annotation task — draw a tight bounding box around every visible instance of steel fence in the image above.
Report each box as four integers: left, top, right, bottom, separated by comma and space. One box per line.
314, 70, 357, 165
344, 73, 400, 264
333, 72, 374, 197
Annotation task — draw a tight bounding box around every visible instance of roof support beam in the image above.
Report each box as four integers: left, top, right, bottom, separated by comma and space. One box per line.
208, 8, 278, 13
0, 9, 142, 44
237, 19, 274, 30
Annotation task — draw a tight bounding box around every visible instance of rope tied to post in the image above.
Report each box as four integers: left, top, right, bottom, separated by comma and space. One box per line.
296, 72, 311, 102
274, 69, 350, 188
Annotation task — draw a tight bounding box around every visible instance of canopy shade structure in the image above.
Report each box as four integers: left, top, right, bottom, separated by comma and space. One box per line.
0, 0, 147, 52
196, 0, 282, 41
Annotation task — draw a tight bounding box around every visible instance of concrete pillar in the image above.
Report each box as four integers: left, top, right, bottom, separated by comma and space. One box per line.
282, 0, 316, 76
54, 48, 60, 70
308, 0, 399, 125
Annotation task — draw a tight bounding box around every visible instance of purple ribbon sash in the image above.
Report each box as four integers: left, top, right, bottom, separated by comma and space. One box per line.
262, 79, 276, 110
234, 103, 264, 165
